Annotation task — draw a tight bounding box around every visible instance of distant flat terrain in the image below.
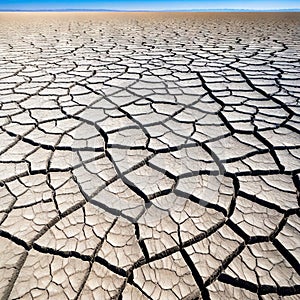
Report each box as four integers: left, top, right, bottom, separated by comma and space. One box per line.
0, 12, 299, 300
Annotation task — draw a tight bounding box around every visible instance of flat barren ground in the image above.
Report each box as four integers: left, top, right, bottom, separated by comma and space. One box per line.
0, 12, 299, 300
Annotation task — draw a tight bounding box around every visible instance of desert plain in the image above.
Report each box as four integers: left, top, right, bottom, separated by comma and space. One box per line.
0, 12, 299, 299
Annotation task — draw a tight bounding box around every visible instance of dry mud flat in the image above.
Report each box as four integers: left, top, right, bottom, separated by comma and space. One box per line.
0, 12, 299, 299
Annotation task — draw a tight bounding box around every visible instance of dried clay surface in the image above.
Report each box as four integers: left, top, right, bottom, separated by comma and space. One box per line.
0, 12, 299, 300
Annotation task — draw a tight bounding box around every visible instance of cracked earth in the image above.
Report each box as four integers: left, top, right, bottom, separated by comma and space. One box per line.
0, 12, 299, 300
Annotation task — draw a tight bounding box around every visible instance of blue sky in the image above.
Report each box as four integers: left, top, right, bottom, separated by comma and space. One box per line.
0, 0, 299, 10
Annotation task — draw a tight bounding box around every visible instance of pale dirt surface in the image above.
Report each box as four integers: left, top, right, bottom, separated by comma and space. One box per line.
0, 12, 299, 300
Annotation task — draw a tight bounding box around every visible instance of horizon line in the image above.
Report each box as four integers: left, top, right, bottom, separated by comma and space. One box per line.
1, 8, 300, 12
